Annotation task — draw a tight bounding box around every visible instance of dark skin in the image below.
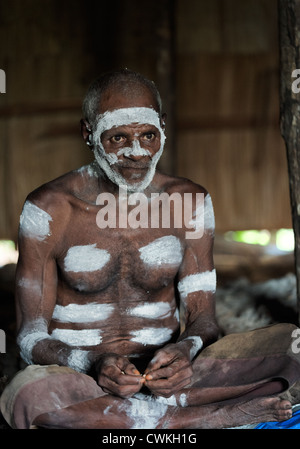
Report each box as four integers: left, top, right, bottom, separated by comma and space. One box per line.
16, 85, 293, 428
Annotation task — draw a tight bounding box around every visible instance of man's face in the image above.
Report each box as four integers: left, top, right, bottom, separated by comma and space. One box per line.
91, 89, 165, 192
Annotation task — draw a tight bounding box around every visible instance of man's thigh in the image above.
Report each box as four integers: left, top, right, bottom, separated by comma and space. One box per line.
0, 364, 105, 428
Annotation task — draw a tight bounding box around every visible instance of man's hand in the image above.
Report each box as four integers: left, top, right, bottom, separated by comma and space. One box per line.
143, 343, 193, 398
96, 353, 145, 398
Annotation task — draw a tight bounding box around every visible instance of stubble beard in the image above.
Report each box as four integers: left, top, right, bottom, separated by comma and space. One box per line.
93, 144, 164, 193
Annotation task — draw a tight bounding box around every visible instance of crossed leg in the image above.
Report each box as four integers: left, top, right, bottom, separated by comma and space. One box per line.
32, 393, 292, 429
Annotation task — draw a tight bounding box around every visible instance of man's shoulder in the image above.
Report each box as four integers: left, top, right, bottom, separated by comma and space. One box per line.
158, 172, 208, 197
24, 163, 94, 214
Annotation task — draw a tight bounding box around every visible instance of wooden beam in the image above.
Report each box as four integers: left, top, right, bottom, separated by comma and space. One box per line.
279, 0, 300, 323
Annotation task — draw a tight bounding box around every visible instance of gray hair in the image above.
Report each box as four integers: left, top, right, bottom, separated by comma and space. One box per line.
82, 69, 163, 129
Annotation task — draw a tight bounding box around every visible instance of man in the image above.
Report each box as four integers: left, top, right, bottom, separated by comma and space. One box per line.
1, 69, 300, 429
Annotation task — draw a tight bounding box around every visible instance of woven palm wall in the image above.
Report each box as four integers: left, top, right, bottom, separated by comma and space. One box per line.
0, 0, 291, 240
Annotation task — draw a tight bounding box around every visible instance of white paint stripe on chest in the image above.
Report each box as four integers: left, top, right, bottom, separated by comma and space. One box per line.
130, 327, 173, 346
128, 302, 172, 319
53, 303, 114, 323
20, 201, 52, 241
178, 270, 216, 299
64, 244, 110, 272
139, 235, 183, 267
51, 328, 102, 346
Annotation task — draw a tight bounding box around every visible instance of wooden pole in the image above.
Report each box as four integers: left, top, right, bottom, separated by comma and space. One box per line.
279, 0, 300, 323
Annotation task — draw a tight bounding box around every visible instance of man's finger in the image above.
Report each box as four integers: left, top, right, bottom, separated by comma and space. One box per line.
144, 351, 175, 375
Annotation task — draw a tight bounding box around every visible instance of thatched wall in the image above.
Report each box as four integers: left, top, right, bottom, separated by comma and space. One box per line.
176, 0, 291, 232
0, 0, 292, 240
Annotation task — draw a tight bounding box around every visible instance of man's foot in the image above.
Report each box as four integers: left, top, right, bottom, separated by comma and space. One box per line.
220, 396, 292, 428
280, 381, 300, 405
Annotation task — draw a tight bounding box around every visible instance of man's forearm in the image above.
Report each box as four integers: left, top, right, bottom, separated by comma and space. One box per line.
177, 317, 219, 360
29, 337, 93, 373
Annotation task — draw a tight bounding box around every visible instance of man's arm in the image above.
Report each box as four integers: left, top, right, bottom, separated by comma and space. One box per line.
144, 191, 219, 396
176, 191, 219, 351
16, 191, 145, 397
15, 192, 92, 373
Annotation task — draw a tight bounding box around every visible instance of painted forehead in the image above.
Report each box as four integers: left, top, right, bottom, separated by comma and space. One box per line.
94, 107, 162, 137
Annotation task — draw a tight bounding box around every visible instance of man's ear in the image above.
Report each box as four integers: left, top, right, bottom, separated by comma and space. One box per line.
161, 113, 167, 130
80, 119, 93, 146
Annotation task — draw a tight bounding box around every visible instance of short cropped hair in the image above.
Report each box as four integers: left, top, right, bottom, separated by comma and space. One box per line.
82, 69, 162, 129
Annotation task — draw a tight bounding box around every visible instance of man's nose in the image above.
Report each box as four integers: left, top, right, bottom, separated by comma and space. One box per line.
124, 140, 150, 161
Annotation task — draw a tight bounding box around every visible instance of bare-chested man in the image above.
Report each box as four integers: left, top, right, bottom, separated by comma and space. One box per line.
1, 69, 300, 429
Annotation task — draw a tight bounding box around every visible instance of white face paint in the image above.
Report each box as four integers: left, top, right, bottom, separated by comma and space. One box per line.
178, 270, 216, 300
91, 107, 166, 192
117, 140, 152, 159
52, 303, 114, 323
128, 302, 172, 319
20, 201, 52, 241
50, 328, 102, 346
130, 327, 173, 346
64, 244, 110, 273
139, 235, 183, 267
67, 349, 91, 373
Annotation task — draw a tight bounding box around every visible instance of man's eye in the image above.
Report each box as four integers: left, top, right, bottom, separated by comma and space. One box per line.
111, 135, 126, 143
141, 132, 155, 141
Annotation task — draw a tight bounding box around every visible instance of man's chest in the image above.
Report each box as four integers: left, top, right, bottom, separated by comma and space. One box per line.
56, 220, 185, 294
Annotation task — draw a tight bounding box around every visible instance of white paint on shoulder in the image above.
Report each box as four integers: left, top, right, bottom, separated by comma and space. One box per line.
139, 235, 183, 267
51, 328, 102, 346
20, 201, 52, 241
53, 303, 114, 323
77, 162, 98, 177
64, 244, 110, 272
67, 349, 91, 373
178, 270, 216, 300
204, 194, 215, 231
128, 302, 172, 319
130, 327, 173, 346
